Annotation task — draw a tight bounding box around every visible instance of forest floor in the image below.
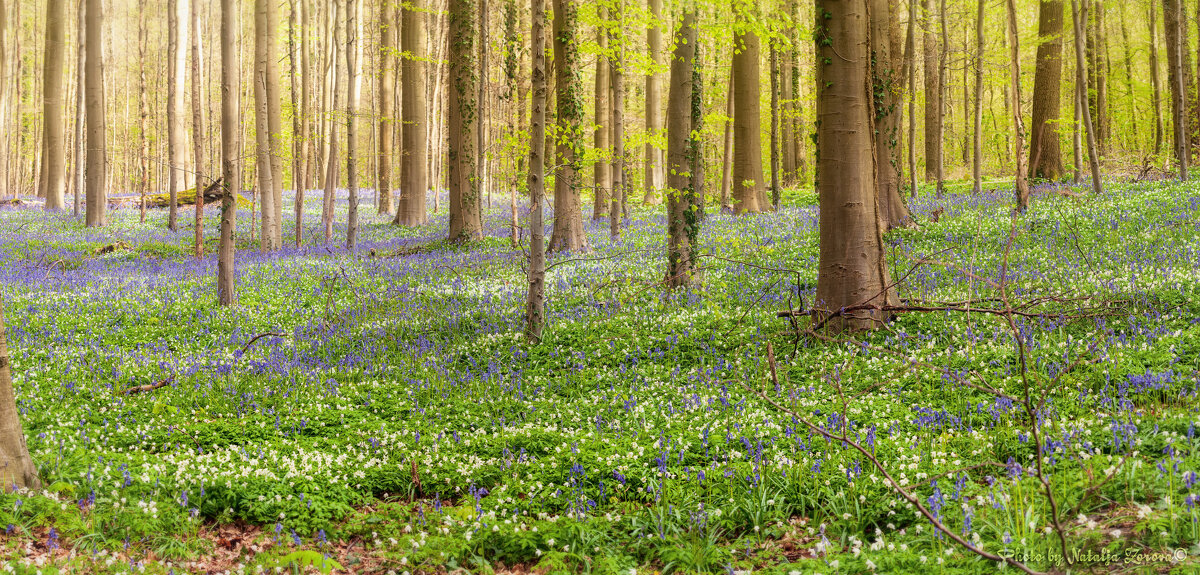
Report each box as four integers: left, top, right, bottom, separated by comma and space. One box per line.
0, 180, 1198, 574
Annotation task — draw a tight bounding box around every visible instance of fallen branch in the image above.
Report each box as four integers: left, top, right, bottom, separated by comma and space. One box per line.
125, 375, 175, 395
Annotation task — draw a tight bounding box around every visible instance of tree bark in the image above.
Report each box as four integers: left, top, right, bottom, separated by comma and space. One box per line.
610, 0, 624, 239
643, 0, 664, 205
255, 0, 277, 251
448, 0, 483, 240
907, 0, 917, 197
378, 0, 395, 216
1072, 0, 1103, 193
84, 0, 105, 228
219, 0, 239, 306
972, 0, 983, 192
137, 0, 149, 222
814, 0, 895, 330
666, 11, 698, 288
73, 0, 84, 219
322, 0, 341, 243
769, 43, 780, 211
871, 0, 911, 228
547, 0, 589, 251
192, 0, 205, 257
525, 0, 547, 341
719, 68, 733, 211
1149, 0, 1164, 156
41, 0, 66, 211
1029, 0, 1063, 180
346, 0, 360, 250
592, 11, 610, 220
397, 0, 429, 226
1006, 0, 1030, 211
0, 296, 39, 490
922, 0, 940, 184
1163, 0, 1188, 177
168, 0, 190, 231
732, 23, 766, 213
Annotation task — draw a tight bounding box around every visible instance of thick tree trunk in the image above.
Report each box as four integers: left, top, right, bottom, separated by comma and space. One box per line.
378, 0, 394, 216
732, 25, 766, 213
1163, 0, 1188, 177
346, 0, 360, 250
192, 0, 205, 257
478, 0, 490, 210
84, 0, 105, 228
1029, 0, 1063, 180
548, 0, 589, 252
0, 297, 39, 490
219, 0, 238, 306
41, 0, 66, 211
1006, 0, 1030, 211
814, 0, 895, 330
255, 0, 277, 251
266, 0, 284, 246
907, 0, 917, 197
871, 0, 911, 228
525, 0, 547, 341
322, 0, 341, 243
168, 0, 190, 231
448, 0, 483, 240
592, 13, 610, 219
73, 0, 84, 219
397, 0, 429, 226
643, 0, 664, 205
666, 12, 698, 287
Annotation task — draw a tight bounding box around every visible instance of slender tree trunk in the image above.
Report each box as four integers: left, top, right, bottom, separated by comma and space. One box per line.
137, 0, 149, 222
732, 23, 766, 213
322, 0, 341, 243
781, 0, 795, 185
298, 0, 311, 246
219, 0, 238, 306
168, 0, 189, 231
267, 0, 284, 246
936, 0, 946, 194
0, 296, 39, 490
84, 0, 105, 227
397, 0, 429, 226
378, 0, 394, 216
719, 68, 733, 211
1149, 0, 1164, 156
814, 0, 896, 330
972, 0, 983, 192
525, 0, 547, 341
346, 0, 361, 250
610, 0, 624, 239
769, 43, 780, 211
505, 0, 521, 245
907, 0, 917, 197
1073, 77, 1083, 181
192, 0, 205, 257
592, 10, 610, 220
478, 0, 490, 210
1163, 0, 1188, 177
73, 0, 84, 219
666, 12, 698, 287
288, 0, 303, 246
41, 0, 66, 211
922, 0, 940, 184
1006, 0, 1030, 211
1072, 0, 1103, 193
1029, 0, 1063, 180
871, 0, 911, 228
643, 0, 664, 205
448, 0, 483, 240
1118, 0, 1136, 149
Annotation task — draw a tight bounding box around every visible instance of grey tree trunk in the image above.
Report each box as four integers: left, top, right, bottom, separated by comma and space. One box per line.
643, 0, 664, 205
137, 0, 149, 222
168, 0, 190, 231
0, 297, 39, 489
41, 0, 66, 211
666, 12, 699, 287
719, 68, 733, 211
84, 0, 105, 228
525, 0, 547, 341
378, 0, 395, 215
1072, 0, 1103, 193
397, 0, 429, 226
972, 0, 983, 192
322, 0, 342, 243
592, 12, 610, 220
1028, 0, 1063, 180
448, 0, 483, 240
255, 0, 277, 251
1006, 0, 1030, 211
219, 0, 239, 306
731, 23, 766, 213
192, 0, 205, 257
922, 0, 940, 184
346, 0, 360, 250
547, 0, 589, 252
610, 0, 624, 239
73, 0, 84, 219
769, 43, 780, 211
1149, 0, 1164, 156
1163, 0, 1188, 178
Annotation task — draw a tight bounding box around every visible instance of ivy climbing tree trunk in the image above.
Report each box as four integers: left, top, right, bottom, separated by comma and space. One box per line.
814, 0, 896, 330
548, 0, 589, 252
525, 0, 548, 341
666, 11, 698, 288
769, 43, 780, 211
0, 295, 39, 489
1029, 0, 1063, 180
397, 0, 429, 226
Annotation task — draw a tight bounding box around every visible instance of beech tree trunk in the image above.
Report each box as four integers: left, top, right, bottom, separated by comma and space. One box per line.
922, 0, 940, 184
732, 24, 766, 213
192, 0, 205, 257
321, 0, 341, 243
137, 0, 149, 222
592, 13, 610, 219
719, 68, 733, 211
84, 0, 105, 228
643, 0, 664, 205
525, 0, 547, 341
1163, 0, 1188, 177
289, 0, 305, 247
378, 0, 395, 215
254, 0, 277, 251
907, 0, 917, 197
346, 0, 360, 250
871, 0, 911, 228
448, 0, 483, 241
1029, 0, 1063, 180
219, 0, 238, 306
814, 0, 896, 330
41, 0, 66, 211
610, 0, 624, 239
972, 0, 983, 192
666, 12, 698, 288
168, 0, 189, 231
547, 0, 588, 252
769, 43, 780, 211
0, 296, 39, 490
73, 0, 84, 219
1149, 0, 1164, 156
397, 0, 429, 226
1006, 0, 1030, 211
1072, 0, 1103, 193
